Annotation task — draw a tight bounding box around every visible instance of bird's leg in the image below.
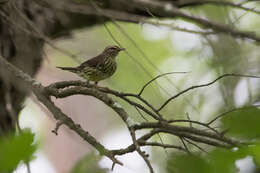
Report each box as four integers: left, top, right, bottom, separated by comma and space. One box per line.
94, 81, 101, 88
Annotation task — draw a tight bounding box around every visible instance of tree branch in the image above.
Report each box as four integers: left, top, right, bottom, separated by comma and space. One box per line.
177, 0, 260, 15
0, 55, 123, 167
0, 54, 253, 171
157, 73, 260, 112
37, 0, 260, 42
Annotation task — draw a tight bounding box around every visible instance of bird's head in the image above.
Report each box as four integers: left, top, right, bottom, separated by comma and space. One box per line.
103, 45, 125, 58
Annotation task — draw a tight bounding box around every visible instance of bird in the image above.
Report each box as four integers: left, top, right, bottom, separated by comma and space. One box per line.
57, 45, 125, 85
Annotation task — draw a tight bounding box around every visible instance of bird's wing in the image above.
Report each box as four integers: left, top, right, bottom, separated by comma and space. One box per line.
79, 55, 103, 69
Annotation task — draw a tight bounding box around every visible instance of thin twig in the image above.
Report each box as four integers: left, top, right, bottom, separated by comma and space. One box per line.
177, 0, 260, 15
157, 73, 260, 112
207, 104, 260, 125
129, 0, 260, 41
139, 141, 186, 152
138, 71, 189, 96
183, 138, 208, 153
186, 112, 192, 128
167, 119, 220, 135
157, 129, 233, 148
135, 106, 169, 156
129, 128, 155, 173
132, 122, 240, 146
99, 87, 163, 120
179, 137, 191, 154
135, 106, 148, 121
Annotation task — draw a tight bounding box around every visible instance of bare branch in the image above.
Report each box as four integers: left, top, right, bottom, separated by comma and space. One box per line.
135, 106, 149, 121
35, 0, 260, 42
111, 127, 233, 156
132, 122, 240, 146
51, 120, 64, 135
128, 0, 260, 42
138, 72, 189, 96
111, 129, 159, 156
0, 56, 123, 167
129, 128, 155, 173
44, 79, 245, 149
47, 80, 163, 120
139, 141, 186, 152
167, 119, 220, 134
99, 87, 163, 120
207, 104, 260, 125
177, 0, 260, 15
157, 129, 233, 148
183, 138, 208, 153
179, 137, 191, 154
157, 73, 260, 112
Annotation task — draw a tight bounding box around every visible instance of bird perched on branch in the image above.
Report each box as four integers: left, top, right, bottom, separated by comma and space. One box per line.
57, 45, 125, 85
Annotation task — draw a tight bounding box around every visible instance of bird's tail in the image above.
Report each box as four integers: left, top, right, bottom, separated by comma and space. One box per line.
57, 66, 78, 73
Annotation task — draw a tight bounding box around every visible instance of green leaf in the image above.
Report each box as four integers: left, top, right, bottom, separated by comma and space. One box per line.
208, 148, 247, 173
71, 152, 108, 173
0, 130, 37, 172
245, 144, 260, 166
167, 153, 212, 173
221, 107, 260, 139
167, 148, 248, 173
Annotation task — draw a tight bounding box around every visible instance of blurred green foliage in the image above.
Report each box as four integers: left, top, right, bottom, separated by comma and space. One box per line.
70, 152, 108, 173
0, 130, 36, 172
167, 147, 260, 173
221, 106, 260, 139
167, 152, 213, 173
167, 106, 260, 172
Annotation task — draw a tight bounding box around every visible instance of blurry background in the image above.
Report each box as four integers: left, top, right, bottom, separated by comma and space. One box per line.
11, 2, 260, 173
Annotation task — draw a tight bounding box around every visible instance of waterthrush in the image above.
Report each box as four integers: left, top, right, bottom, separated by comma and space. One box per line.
57, 45, 125, 85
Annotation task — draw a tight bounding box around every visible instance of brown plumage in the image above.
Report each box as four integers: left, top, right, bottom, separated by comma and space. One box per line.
57, 45, 125, 84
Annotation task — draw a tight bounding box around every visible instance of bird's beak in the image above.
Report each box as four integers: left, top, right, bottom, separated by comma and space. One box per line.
119, 47, 125, 51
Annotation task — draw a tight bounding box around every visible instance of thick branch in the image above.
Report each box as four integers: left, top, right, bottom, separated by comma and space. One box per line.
38, 0, 260, 42
177, 0, 260, 15
132, 122, 240, 146
0, 56, 122, 166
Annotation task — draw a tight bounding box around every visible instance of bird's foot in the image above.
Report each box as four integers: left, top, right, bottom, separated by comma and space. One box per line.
93, 82, 110, 91
97, 86, 110, 92
102, 87, 110, 91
